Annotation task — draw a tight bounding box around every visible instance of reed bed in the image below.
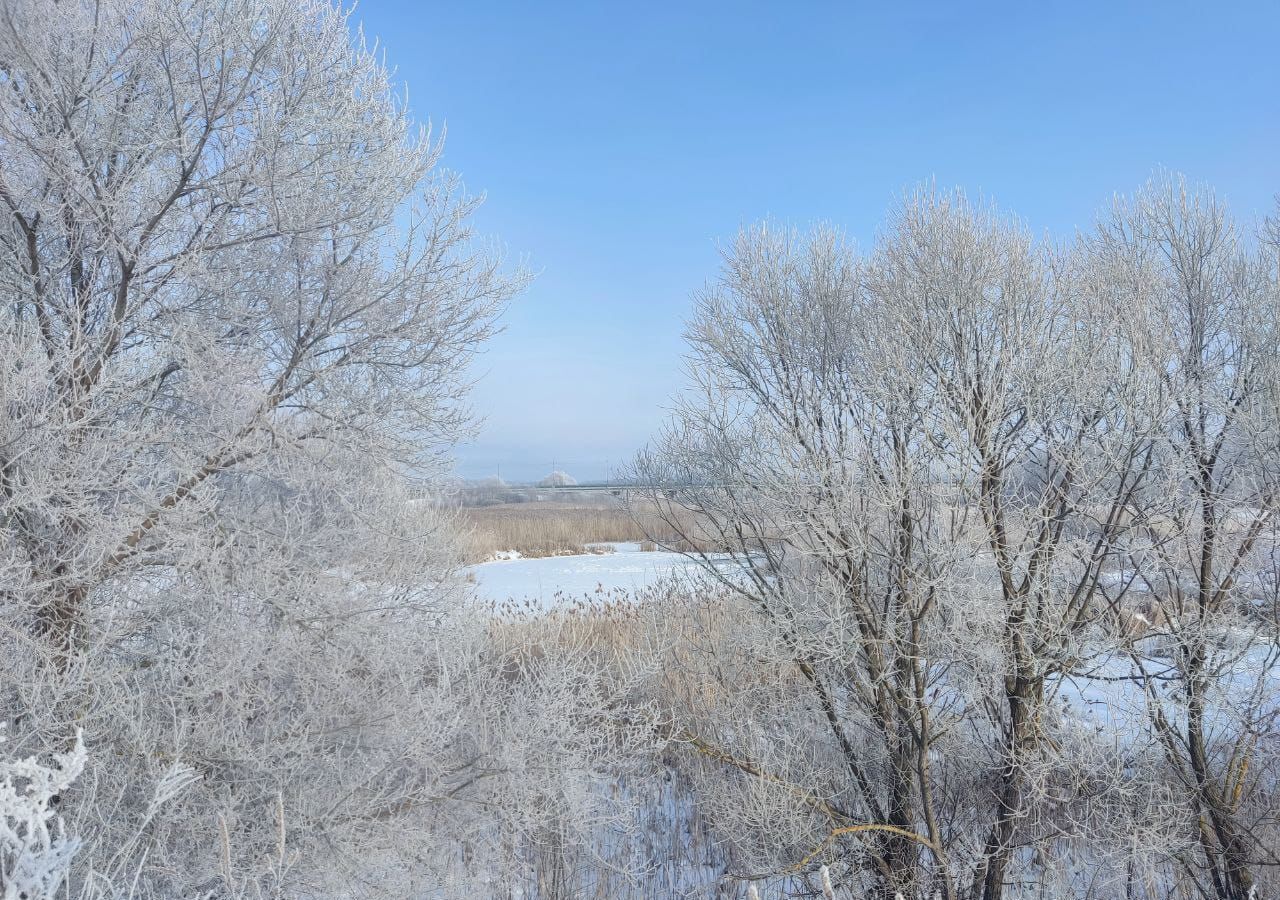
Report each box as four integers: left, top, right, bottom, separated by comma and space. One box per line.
459, 501, 644, 561
482, 584, 819, 898
459, 500, 722, 563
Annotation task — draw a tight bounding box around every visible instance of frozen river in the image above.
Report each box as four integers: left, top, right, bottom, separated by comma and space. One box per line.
466, 542, 734, 609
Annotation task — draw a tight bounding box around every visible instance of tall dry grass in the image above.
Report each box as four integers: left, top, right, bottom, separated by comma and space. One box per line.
483, 583, 819, 898
460, 501, 645, 561
459, 500, 722, 563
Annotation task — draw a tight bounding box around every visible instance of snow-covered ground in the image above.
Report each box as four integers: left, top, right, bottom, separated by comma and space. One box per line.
466, 542, 737, 609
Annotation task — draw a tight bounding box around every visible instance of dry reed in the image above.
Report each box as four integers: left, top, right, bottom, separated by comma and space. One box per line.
459, 500, 720, 563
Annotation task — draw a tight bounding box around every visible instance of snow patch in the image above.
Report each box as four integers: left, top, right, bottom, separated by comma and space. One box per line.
466, 542, 734, 610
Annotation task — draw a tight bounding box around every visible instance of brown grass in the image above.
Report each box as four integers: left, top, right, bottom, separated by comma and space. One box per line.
460, 501, 645, 562
459, 499, 722, 563
485, 578, 798, 694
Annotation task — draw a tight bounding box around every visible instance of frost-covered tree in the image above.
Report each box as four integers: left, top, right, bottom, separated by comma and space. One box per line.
0, 0, 563, 894
1083, 176, 1280, 900
0, 0, 510, 666
636, 181, 1280, 898
871, 191, 1166, 900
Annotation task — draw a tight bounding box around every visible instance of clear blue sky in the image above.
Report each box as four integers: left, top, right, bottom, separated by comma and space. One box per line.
354, 1, 1280, 483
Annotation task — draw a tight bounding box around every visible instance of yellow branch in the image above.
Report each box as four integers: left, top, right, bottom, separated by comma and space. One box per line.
679, 731, 939, 876
790, 822, 940, 874
680, 731, 846, 821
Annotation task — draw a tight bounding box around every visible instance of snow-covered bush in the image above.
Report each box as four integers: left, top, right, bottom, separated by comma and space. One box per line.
0, 731, 85, 900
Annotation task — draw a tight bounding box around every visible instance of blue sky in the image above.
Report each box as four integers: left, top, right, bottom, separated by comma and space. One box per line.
354, 2, 1280, 483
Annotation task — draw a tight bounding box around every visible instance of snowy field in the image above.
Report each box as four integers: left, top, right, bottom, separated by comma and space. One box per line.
466, 542, 737, 608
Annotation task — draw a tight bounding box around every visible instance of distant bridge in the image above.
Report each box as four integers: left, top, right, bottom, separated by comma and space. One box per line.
531, 482, 708, 498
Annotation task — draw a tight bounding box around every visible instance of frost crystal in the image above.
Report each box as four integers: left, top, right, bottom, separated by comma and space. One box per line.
1, 729, 86, 900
